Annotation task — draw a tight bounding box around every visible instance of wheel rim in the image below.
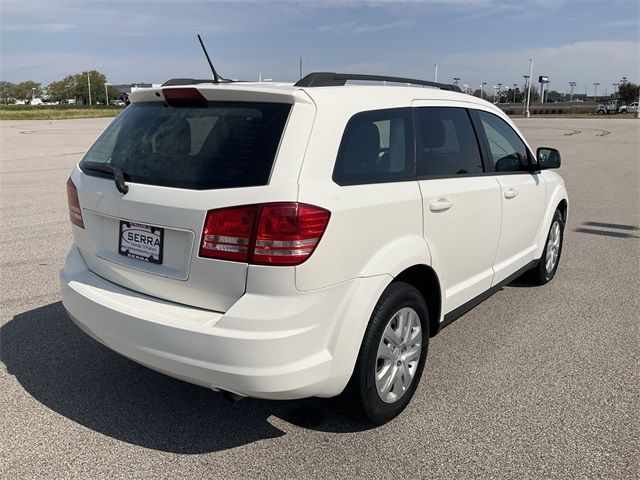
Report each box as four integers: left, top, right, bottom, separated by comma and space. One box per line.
545, 220, 561, 274
375, 307, 422, 404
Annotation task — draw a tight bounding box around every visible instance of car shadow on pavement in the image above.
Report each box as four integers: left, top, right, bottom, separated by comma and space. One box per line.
1, 302, 372, 454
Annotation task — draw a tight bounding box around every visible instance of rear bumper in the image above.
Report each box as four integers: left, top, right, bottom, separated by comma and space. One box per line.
60, 247, 390, 399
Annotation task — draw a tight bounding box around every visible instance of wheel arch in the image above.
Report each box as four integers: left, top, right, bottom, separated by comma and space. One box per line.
557, 198, 568, 223
394, 264, 442, 337
535, 179, 569, 259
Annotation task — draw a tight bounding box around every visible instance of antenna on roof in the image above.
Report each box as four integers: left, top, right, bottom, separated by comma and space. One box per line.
197, 34, 229, 83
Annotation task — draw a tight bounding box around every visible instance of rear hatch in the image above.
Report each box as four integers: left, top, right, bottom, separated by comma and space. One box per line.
71, 84, 314, 312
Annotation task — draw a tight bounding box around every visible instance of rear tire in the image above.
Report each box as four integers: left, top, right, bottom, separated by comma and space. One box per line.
344, 282, 429, 425
527, 209, 565, 285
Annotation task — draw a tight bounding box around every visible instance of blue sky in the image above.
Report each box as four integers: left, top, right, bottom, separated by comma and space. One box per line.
1, 0, 639, 96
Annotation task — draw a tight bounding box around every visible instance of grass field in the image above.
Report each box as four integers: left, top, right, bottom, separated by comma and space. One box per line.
0, 105, 124, 120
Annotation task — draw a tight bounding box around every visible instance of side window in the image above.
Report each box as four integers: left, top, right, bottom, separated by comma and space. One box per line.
415, 107, 483, 176
333, 108, 413, 186
477, 111, 530, 172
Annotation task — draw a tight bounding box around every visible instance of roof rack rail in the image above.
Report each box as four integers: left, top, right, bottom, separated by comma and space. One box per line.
294, 72, 461, 92
162, 78, 229, 86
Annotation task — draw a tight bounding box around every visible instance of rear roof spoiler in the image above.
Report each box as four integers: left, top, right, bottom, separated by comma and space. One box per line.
294, 72, 461, 92
162, 78, 219, 86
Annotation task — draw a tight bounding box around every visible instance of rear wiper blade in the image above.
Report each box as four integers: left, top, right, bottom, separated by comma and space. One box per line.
84, 162, 129, 194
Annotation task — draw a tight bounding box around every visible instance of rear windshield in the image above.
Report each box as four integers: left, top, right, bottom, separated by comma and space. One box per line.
80, 101, 292, 189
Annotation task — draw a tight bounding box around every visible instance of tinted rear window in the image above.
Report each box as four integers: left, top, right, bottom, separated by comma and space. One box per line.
80, 102, 292, 189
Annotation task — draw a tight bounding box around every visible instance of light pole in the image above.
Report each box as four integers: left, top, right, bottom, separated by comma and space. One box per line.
299, 57, 303, 80
525, 58, 533, 117
87, 73, 92, 106
569, 81, 577, 102
492, 85, 497, 103
593, 82, 600, 102
481, 82, 486, 99
434, 64, 438, 82
512, 83, 517, 103
497, 83, 502, 103
453, 77, 460, 87
104, 82, 109, 106
463, 84, 468, 94
612, 83, 619, 100
31, 87, 35, 103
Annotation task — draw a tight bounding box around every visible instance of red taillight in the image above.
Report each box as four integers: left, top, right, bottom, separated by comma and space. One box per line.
252, 203, 331, 265
200, 205, 257, 262
66, 177, 84, 229
199, 203, 330, 266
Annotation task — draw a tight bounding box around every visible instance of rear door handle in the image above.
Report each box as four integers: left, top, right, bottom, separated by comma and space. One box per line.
428, 197, 453, 212
504, 188, 518, 199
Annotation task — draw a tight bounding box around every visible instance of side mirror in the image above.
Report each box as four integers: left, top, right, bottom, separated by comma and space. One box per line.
536, 147, 561, 169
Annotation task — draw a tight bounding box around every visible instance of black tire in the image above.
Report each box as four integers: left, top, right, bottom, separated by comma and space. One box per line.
344, 282, 429, 425
527, 209, 565, 285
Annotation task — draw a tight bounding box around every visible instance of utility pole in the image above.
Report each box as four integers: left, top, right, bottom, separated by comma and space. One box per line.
569, 81, 577, 102
434, 64, 438, 83
87, 72, 92, 106
593, 82, 599, 102
525, 58, 533, 118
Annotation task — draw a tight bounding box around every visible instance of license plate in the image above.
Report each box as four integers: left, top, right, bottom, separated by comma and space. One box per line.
118, 221, 164, 264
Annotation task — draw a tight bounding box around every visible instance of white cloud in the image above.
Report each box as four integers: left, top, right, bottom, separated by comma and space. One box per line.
316, 20, 413, 34
2, 23, 77, 33
605, 19, 640, 28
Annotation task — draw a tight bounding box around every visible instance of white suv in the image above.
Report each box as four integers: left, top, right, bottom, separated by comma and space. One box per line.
61, 73, 568, 424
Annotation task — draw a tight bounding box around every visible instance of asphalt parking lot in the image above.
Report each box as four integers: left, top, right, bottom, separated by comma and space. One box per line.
1, 116, 638, 479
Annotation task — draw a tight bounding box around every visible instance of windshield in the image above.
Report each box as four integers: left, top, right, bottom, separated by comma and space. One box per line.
80, 101, 292, 190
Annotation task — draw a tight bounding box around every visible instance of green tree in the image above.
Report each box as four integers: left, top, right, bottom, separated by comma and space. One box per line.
73, 70, 110, 105
46, 75, 76, 102
106, 85, 122, 104
46, 70, 119, 104
618, 82, 639, 105
13, 81, 43, 102
0, 81, 17, 104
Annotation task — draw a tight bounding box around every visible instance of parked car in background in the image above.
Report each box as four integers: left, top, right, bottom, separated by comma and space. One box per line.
61, 72, 568, 424
618, 102, 638, 113
109, 99, 126, 106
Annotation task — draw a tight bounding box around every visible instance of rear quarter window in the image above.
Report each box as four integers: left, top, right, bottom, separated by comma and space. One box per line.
80, 102, 292, 190
415, 107, 484, 177
333, 108, 414, 186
